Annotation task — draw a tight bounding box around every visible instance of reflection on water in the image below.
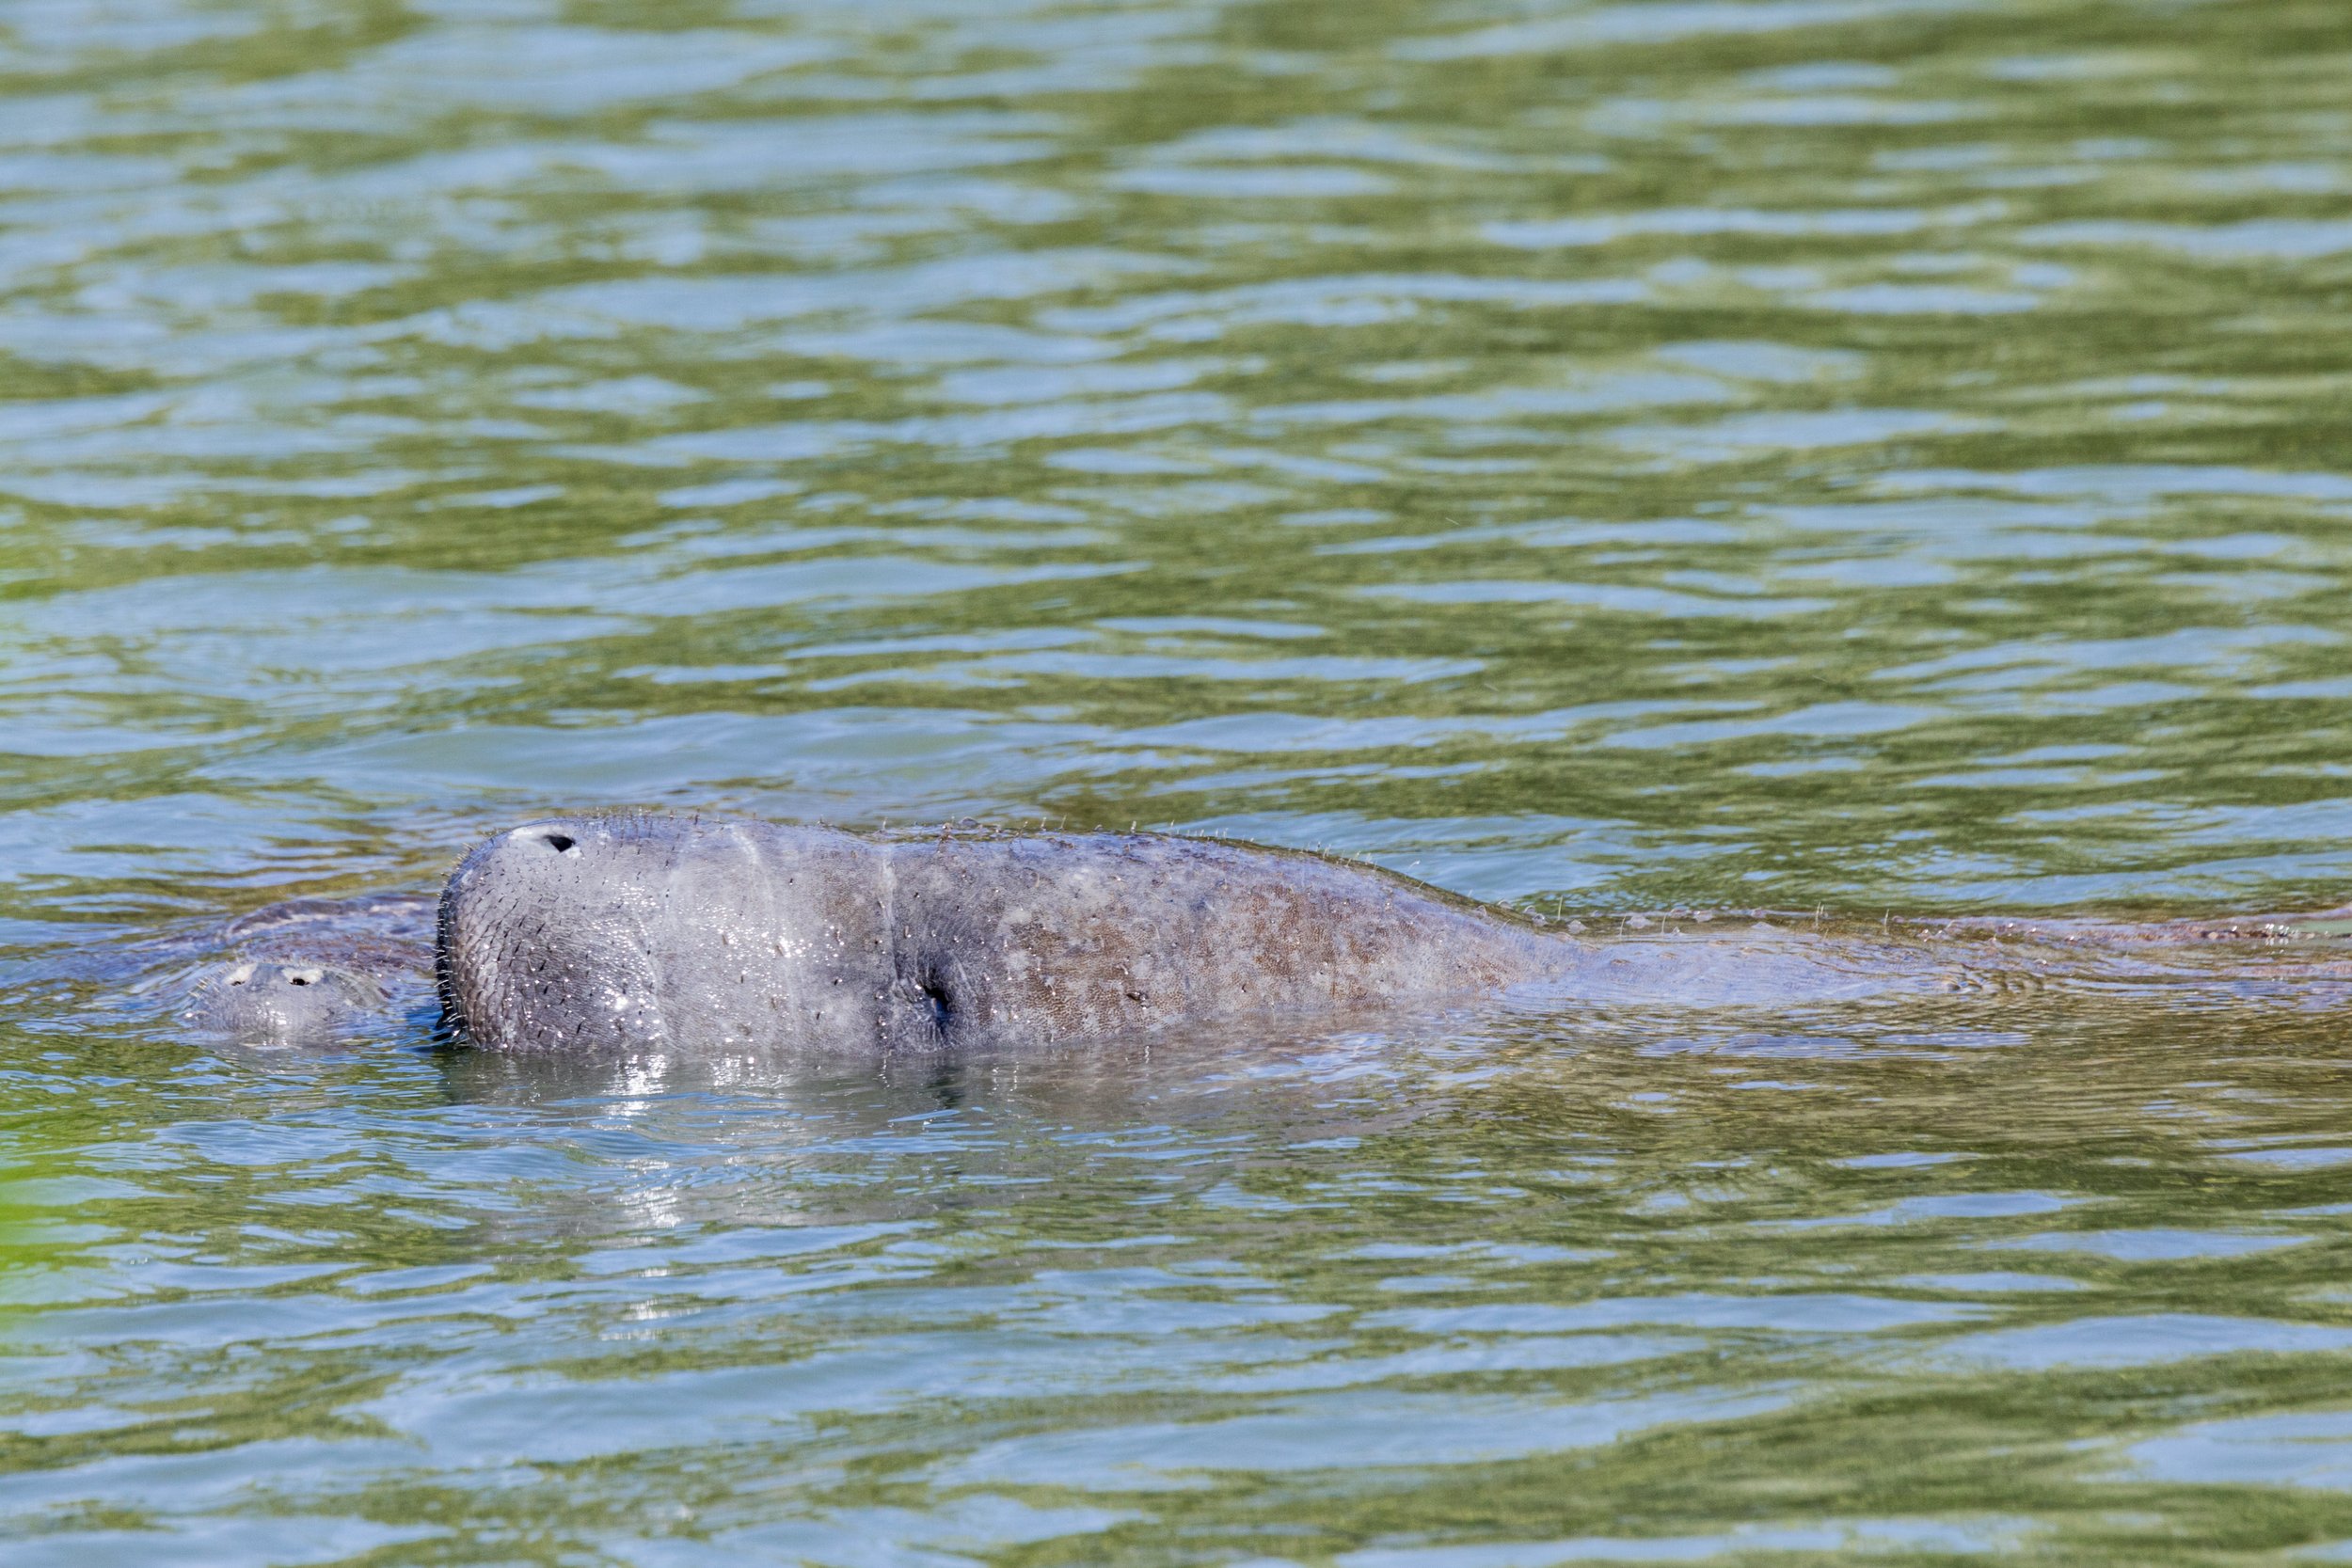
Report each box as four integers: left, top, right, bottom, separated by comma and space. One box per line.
8, 0, 2352, 1560
14, 1007, 2352, 1562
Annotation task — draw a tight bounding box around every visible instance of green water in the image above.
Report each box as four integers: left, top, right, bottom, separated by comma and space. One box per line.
9, 0, 2352, 1560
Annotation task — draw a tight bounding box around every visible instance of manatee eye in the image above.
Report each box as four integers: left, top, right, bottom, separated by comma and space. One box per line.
543, 833, 577, 854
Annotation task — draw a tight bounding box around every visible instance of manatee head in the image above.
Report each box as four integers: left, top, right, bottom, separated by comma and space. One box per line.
438, 814, 876, 1053
436, 816, 688, 1052
182, 960, 388, 1045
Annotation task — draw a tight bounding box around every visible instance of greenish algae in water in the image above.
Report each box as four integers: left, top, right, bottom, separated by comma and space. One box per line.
9, 0, 2352, 1561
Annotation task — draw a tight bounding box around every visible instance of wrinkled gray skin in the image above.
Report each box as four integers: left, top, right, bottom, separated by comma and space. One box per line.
170, 895, 437, 1045
437, 816, 1602, 1054
435, 817, 2352, 1056
187, 959, 388, 1039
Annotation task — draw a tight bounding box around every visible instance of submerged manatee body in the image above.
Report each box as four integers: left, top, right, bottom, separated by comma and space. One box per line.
437, 816, 1589, 1053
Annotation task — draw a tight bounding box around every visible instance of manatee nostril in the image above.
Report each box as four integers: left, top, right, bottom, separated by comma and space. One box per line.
543, 833, 577, 854
919, 976, 952, 1036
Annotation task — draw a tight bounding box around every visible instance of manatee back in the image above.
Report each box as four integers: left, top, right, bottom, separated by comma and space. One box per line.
890, 832, 1565, 1045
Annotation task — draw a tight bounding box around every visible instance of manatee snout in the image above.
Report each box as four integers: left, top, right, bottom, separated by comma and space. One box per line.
182, 960, 387, 1044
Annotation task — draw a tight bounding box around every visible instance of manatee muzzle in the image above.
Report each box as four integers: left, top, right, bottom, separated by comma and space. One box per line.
182, 960, 388, 1044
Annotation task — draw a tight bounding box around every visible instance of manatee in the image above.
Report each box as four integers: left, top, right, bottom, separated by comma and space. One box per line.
432, 816, 2352, 1055
183, 959, 390, 1041
435, 815, 1588, 1053
168, 894, 437, 1045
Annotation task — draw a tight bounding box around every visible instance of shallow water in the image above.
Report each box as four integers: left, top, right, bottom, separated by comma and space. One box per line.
8, 0, 2352, 1560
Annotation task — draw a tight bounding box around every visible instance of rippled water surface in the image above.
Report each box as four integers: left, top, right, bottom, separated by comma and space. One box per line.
10, 0, 2352, 1560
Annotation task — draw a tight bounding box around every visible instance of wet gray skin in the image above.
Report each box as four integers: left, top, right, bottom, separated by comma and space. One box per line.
182, 960, 389, 1043
167, 894, 437, 1046
435, 814, 1968, 1055
437, 815, 1575, 1053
